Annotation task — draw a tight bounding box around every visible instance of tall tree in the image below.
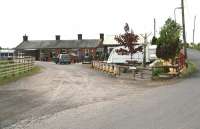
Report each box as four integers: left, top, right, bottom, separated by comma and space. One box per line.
156, 18, 182, 62
114, 23, 142, 59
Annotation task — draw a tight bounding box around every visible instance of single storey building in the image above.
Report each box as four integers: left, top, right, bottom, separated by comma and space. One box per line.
15, 34, 105, 61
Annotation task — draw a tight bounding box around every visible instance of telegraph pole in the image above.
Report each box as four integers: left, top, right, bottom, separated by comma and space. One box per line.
181, 0, 187, 58
154, 18, 156, 37
193, 16, 196, 43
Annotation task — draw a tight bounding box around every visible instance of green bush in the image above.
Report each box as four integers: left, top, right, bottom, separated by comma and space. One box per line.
152, 60, 170, 77
152, 68, 164, 76
180, 60, 197, 78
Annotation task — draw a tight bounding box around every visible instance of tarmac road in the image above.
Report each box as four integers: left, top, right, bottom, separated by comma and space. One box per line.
2, 49, 200, 129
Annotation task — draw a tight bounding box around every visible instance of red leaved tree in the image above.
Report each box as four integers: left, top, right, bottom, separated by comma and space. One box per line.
114, 23, 143, 59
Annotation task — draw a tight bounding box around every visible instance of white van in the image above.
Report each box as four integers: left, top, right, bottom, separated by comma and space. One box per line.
107, 45, 157, 64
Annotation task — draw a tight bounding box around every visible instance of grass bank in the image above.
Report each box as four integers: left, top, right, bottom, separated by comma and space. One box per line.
180, 60, 198, 78
0, 66, 41, 86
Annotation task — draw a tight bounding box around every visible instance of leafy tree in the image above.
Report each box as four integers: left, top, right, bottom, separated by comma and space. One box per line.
0, 46, 2, 50
156, 18, 182, 62
151, 36, 157, 45
114, 23, 143, 59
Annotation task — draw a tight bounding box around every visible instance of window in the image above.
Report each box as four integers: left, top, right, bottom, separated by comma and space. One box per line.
85, 49, 89, 56
9, 53, 13, 56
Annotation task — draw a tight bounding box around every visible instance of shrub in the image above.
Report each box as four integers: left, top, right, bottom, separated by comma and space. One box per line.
152, 68, 164, 76
151, 36, 157, 45
152, 60, 171, 77
180, 60, 197, 77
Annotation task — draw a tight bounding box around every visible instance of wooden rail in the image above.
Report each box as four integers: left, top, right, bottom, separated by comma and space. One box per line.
0, 57, 35, 78
92, 61, 152, 80
152, 65, 180, 78
91, 61, 120, 76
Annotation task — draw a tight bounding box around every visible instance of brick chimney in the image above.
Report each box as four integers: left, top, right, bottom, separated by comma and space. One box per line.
23, 34, 28, 42
55, 35, 60, 40
78, 34, 82, 40
100, 33, 104, 41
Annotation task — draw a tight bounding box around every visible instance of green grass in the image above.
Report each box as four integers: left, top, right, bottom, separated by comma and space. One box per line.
0, 60, 14, 64
180, 60, 197, 78
0, 66, 41, 86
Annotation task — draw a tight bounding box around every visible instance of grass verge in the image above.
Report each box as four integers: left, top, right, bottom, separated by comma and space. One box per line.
0, 66, 41, 86
180, 60, 198, 78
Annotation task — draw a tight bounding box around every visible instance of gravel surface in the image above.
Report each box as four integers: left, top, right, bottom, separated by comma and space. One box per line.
2, 49, 200, 129
0, 61, 156, 129
0, 50, 200, 129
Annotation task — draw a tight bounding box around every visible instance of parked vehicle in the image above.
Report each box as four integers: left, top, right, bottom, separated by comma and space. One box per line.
55, 54, 71, 64
107, 44, 157, 64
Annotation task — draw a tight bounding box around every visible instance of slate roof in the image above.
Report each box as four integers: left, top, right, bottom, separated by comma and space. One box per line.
16, 39, 101, 50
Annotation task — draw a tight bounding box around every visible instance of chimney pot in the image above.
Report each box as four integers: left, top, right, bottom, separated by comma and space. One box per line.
100, 33, 104, 41
55, 35, 60, 40
23, 34, 28, 42
78, 34, 82, 40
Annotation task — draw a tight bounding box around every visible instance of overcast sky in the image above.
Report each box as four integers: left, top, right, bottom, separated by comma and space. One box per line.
0, 0, 199, 48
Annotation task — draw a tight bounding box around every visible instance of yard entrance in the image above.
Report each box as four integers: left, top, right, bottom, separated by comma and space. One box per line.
0, 61, 153, 128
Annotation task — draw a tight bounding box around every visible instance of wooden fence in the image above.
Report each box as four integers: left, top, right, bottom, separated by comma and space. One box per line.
0, 57, 35, 78
176, 52, 186, 71
92, 61, 120, 76
91, 61, 152, 79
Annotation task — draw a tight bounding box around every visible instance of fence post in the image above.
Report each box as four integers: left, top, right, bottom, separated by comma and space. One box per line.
28, 57, 30, 71
12, 61, 15, 76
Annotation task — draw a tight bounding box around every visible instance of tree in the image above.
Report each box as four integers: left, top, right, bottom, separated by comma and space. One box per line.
151, 36, 157, 45
114, 23, 143, 59
156, 18, 182, 62
0, 46, 2, 50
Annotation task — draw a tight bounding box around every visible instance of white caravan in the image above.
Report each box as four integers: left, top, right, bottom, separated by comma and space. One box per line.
107, 44, 157, 64
0, 49, 15, 60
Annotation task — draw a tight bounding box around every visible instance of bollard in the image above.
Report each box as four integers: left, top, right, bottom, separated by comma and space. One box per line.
103, 63, 106, 72
113, 65, 120, 76
105, 64, 109, 73
99, 62, 102, 71
100, 63, 103, 72
94, 61, 97, 70
109, 64, 113, 74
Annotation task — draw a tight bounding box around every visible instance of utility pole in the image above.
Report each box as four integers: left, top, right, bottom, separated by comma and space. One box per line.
193, 16, 196, 43
181, 0, 187, 58
154, 18, 156, 37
